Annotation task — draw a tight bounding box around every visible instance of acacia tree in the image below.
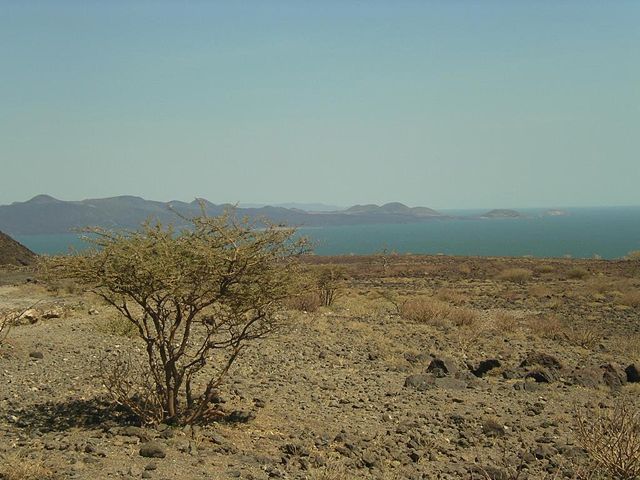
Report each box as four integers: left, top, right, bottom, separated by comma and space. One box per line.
44, 210, 307, 425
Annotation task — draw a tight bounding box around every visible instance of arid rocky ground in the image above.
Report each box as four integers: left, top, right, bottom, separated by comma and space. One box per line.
1, 255, 639, 480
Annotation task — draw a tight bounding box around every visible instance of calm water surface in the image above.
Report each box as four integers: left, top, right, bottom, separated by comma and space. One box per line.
16, 207, 640, 259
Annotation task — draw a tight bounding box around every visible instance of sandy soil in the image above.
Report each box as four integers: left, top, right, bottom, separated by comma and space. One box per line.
0, 255, 639, 480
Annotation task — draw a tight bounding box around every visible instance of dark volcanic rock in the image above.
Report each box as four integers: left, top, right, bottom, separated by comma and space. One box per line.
404, 374, 436, 391
139, 441, 166, 458
472, 359, 501, 377
602, 363, 627, 390
626, 364, 640, 383
520, 352, 563, 371
426, 357, 457, 377
525, 369, 556, 383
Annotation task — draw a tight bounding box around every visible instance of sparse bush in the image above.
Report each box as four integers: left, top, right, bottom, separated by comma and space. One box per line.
576, 397, 640, 480
448, 306, 480, 328
526, 313, 564, 340
0, 310, 16, 345
564, 324, 601, 349
492, 311, 520, 334
567, 267, 590, 280
316, 267, 344, 307
400, 296, 453, 325
496, 268, 532, 283
43, 210, 307, 425
43, 277, 81, 295
378, 289, 403, 315
285, 291, 322, 312
534, 264, 556, 274
0, 452, 60, 480
400, 296, 480, 329
96, 314, 139, 337
528, 284, 553, 298
0, 305, 37, 345
619, 291, 640, 308
436, 288, 467, 305
627, 250, 640, 261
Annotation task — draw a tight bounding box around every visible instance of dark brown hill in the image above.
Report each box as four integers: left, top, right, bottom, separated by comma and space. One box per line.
0, 230, 36, 266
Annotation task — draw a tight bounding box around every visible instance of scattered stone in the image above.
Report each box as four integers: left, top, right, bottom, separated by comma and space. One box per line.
42, 307, 64, 319
525, 369, 555, 383
29, 351, 44, 360
227, 410, 255, 423
482, 419, 507, 437
520, 352, 563, 370
139, 441, 166, 458
427, 357, 457, 377
602, 363, 627, 389
404, 374, 436, 391
626, 364, 640, 383
472, 359, 501, 377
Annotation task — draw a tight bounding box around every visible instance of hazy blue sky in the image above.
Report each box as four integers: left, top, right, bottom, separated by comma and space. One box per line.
1, 1, 638, 209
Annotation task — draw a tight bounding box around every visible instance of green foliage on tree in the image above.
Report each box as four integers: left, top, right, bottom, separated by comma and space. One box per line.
43, 210, 308, 425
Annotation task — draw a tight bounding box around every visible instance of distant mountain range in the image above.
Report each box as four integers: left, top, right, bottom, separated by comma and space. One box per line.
0, 195, 452, 235
0, 195, 560, 236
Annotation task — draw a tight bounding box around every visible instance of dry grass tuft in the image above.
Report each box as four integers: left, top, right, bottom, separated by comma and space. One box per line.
496, 268, 533, 283
448, 306, 481, 328
400, 296, 481, 329
526, 313, 564, 340
285, 291, 322, 312
400, 296, 452, 326
619, 291, 640, 308
0, 453, 60, 480
528, 284, 553, 298
576, 397, 640, 480
492, 311, 521, 334
95, 314, 139, 337
534, 264, 556, 274
616, 334, 640, 361
435, 288, 467, 305
563, 324, 601, 350
566, 267, 590, 280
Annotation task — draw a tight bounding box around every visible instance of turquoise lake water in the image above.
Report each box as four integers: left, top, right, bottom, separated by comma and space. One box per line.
15, 207, 640, 259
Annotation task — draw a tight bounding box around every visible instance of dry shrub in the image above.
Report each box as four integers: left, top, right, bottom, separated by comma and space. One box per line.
0, 310, 17, 345
95, 314, 139, 337
567, 267, 590, 280
627, 250, 640, 261
492, 311, 520, 334
586, 277, 613, 295
526, 313, 564, 339
378, 289, 404, 315
400, 296, 480, 329
496, 268, 533, 283
0, 452, 60, 480
285, 291, 322, 312
564, 324, 601, 349
0, 304, 38, 346
576, 397, 640, 480
400, 296, 452, 326
528, 284, 552, 298
316, 267, 345, 307
458, 263, 472, 275
43, 277, 81, 295
616, 334, 640, 361
534, 264, 556, 274
619, 291, 640, 308
436, 288, 467, 305
448, 306, 481, 328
